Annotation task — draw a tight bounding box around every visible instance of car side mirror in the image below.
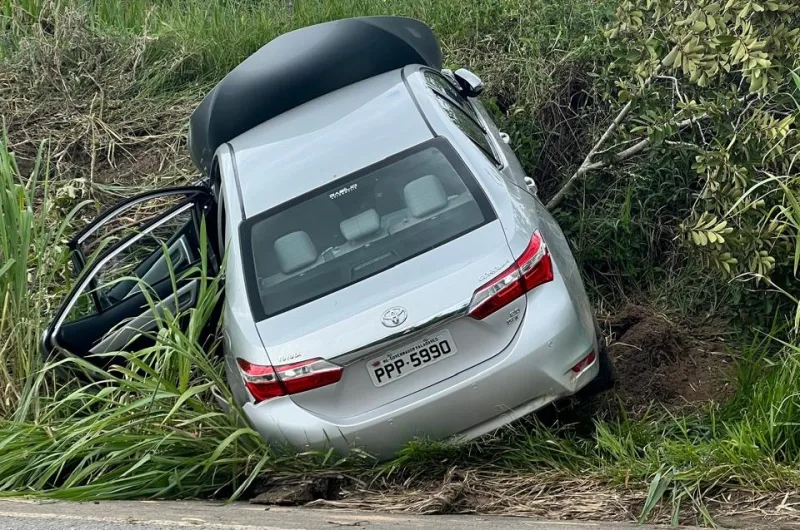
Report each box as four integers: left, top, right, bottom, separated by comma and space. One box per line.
453, 68, 484, 97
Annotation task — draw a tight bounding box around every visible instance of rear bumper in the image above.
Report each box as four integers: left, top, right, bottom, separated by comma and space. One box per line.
241, 275, 597, 459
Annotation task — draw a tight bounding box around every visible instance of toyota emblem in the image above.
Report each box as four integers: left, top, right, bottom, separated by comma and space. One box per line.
381, 307, 408, 328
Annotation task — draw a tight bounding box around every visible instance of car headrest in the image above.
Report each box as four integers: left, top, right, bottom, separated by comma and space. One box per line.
340, 209, 381, 242
404, 174, 448, 218
274, 231, 318, 274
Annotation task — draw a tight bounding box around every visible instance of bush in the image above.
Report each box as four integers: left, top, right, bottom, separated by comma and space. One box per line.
595, 0, 800, 312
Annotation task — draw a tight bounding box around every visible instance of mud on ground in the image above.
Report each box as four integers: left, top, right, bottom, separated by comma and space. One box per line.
601, 303, 735, 414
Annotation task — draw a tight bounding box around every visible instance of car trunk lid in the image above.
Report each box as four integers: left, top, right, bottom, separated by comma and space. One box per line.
254, 221, 525, 419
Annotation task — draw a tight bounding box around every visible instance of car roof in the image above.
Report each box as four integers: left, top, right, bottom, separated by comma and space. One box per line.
229, 68, 434, 218
188, 17, 442, 177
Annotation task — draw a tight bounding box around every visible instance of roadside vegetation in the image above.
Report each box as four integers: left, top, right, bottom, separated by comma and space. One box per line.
1, 0, 799, 525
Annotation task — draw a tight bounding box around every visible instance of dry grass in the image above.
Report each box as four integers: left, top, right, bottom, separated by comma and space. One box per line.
316, 470, 642, 519
301, 470, 800, 527
1, 6, 200, 214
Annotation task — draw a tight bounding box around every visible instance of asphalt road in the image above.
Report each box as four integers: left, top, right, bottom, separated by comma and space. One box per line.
0, 499, 703, 530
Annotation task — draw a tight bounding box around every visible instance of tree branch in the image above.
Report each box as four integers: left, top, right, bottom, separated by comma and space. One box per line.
547, 113, 708, 211
545, 99, 634, 211
544, 43, 692, 211
546, 105, 706, 210
614, 115, 707, 161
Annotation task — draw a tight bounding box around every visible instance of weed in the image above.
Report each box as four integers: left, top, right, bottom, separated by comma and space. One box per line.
0, 131, 88, 415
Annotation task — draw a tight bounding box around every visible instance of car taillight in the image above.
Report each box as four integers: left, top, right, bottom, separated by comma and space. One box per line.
571, 351, 596, 373
469, 231, 554, 320
236, 357, 342, 403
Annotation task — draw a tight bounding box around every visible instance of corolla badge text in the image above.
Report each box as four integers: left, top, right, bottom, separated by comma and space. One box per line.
381, 307, 408, 328
479, 261, 510, 282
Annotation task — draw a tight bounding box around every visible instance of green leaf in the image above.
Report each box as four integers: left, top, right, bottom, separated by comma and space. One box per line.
0, 258, 14, 280
640, 470, 673, 523
662, 47, 680, 67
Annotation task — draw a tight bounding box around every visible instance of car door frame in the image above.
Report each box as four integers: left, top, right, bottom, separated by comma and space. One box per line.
41, 186, 218, 360
68, 186, 211, 274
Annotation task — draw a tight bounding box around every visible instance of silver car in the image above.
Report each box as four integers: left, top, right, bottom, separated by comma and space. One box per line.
43, 16, 613, 458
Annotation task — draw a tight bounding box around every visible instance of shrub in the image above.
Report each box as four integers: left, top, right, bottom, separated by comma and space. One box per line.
598, 0, 800, 306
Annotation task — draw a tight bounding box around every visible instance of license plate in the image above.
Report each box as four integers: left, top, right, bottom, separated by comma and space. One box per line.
367, 329, 457, 387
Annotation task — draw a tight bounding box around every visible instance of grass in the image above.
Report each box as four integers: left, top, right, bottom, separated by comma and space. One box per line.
0, 0, 615, 199
0, 302, 364, 500
0, 131, 89, 415
6, 0, 611, 85
0, 144, 366, 498
1, 0, 800, 526
1, 140, 797, 525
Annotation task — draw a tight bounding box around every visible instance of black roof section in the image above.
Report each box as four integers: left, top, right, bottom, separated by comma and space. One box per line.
188, 16, 443, 176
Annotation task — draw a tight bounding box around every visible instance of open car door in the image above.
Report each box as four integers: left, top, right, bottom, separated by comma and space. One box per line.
41, 187, 220, 365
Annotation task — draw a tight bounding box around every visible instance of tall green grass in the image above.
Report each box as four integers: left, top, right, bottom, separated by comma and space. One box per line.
3, 0, 617, 228
0, 132, 88, 416
0, 313, 324, 500
0, 327, 361, 500
0, 136, 362, 498
4, 0, 613, 121
8, 0, 610, 71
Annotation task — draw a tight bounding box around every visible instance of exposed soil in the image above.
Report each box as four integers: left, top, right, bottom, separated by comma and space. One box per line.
601, 304, 735, 414
250, 474, 350, 506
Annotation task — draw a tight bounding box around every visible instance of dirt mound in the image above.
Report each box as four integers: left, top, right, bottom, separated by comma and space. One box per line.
603, 304, 734, 413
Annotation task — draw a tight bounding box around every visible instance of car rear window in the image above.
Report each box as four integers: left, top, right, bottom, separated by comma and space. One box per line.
240, 137, 496, 321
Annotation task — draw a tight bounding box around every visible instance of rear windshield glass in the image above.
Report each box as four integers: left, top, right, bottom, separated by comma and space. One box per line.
240, 138, 496, 321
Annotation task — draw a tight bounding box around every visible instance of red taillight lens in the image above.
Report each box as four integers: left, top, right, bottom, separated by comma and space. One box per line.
276, 358, 343, 395
236, 358, 342, 403
469, 231, 554, 320
467, 264, 524, 320
236, 358, 283, 402
571, 351, 596, 373
517, 231, 554, 291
